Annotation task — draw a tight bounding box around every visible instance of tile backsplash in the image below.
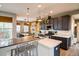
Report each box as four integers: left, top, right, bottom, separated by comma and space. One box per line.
56, 31, 71, 36
40, 30, 71, 36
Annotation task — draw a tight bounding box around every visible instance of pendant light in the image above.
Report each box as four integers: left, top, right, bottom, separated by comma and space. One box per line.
24, 8, 30, 25
36, 4, 42, 22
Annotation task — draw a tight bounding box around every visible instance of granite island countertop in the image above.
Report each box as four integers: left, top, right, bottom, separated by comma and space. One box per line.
52, 34, 71, 38
0, 35, 39, 48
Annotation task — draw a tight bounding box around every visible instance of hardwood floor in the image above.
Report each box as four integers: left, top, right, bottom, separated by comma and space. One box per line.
60, 43, 79, 56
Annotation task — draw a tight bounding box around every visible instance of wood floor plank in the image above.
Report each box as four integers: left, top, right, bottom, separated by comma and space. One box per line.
60, 43, 79, 56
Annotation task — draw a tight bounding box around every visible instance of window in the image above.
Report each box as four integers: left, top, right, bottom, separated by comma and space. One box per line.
24, 26, 29, 32
0, 22, 12, 39
16, 25, 20, 33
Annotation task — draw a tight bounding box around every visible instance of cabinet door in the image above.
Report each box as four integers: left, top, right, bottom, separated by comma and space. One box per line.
51, 36, 69, 50
41, 24, 46, 30
48, 19, 51, 24
51, 18, 54, 29
53, 18, 58, 30
57, 17, 62, 30
62, 15, 70, 30
54, 45, 60, 56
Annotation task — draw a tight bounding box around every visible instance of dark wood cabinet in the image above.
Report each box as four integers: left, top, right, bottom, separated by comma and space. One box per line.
40, 15, 70, 30
51, 36, 71, 50
54, 45, 60, 56
53, 15, 70, 30
48, 19, 51, 24
49, 18, 54, 29
57, 17, 62, 30
41, 23, 46, 30
62, 15, 70, 30
53, 17, 58, 30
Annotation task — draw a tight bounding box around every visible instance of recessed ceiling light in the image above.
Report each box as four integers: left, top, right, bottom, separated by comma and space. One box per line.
50, 10, 53, 14
0, 4, 2, 7
37, 5, 42, 8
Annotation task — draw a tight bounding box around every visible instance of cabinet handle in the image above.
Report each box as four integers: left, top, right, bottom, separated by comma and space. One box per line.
56, 47, 58, 50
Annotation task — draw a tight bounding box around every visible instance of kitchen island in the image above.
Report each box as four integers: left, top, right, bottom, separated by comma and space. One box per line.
0, 35, 62, 56
38, 38, 62, 56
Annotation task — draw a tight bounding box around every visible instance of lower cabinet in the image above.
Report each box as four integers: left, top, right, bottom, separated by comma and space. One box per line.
54, 45, 60, 56
51, 36, 71, 50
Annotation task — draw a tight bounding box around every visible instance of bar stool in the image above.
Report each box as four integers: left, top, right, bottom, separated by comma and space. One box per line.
16, 43, 28, 56
26, 41, 38, 56
11, 43, 27, 56
11, 41, 38, 56
11, 47, 18, 56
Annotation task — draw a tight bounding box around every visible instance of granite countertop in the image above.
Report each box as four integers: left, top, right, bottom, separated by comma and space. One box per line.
38, 38, 62, 48
52, 34, 71, 38
0, 35, 39, 48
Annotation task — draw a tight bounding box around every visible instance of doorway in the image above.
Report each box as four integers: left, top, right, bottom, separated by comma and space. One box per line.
74, 20, 79, 43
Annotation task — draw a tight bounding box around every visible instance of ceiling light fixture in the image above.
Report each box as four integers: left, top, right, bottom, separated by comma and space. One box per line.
25, 8, 30, 22
37, 4, 42, 8
36, 4, 43, 22
27, 8, 30, 15
50, 10, 53, 14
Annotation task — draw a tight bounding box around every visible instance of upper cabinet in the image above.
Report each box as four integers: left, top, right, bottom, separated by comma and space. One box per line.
41, 23, 46, 30
62, 15, 70, 30
40, 15, 71, 30
40, 19, 46, 30
53, 15, 70, 30
57, 17, 62, 30
53, 17, 58, 30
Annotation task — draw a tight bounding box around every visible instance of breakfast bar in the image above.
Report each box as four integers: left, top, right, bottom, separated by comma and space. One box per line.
0, 35, 39, 56
0, 35, 62, 56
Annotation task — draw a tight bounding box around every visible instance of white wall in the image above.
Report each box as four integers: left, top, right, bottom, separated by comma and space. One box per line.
71, 15, 75, 45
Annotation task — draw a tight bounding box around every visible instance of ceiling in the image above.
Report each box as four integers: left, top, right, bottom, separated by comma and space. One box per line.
0, 3, 79, 19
